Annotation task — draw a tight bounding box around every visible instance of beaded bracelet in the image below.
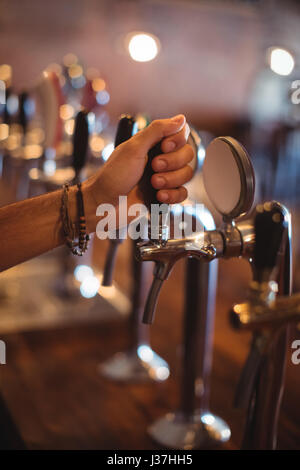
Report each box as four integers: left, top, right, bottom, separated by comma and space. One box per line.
61, 182, 90, 256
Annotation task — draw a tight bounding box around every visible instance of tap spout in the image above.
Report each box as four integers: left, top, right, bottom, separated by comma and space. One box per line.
138, 220, 255, 325
143, 276, 164, 325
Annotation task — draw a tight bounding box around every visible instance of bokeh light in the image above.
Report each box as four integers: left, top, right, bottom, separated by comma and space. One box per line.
128, 33, 160, 62
269, 47, 295, 76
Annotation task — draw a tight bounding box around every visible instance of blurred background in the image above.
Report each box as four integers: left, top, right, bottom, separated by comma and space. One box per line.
1, 0, 299, 126
0, 0, 299, 450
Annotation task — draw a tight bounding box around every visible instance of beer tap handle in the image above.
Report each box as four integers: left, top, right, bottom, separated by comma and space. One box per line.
233, 202, 290, 413
71, 109, 89, 182
101, 115, 135, 286
138, 140, 171, 325
252, 202, 289, 284
18, 92, 29, 135
4, 86, 12, 125
138, 141, 162, 209
139, 139, 170, 246
113, 114, 135, 148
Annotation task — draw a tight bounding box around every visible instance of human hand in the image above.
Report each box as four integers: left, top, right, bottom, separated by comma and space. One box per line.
85, 114, 194, 219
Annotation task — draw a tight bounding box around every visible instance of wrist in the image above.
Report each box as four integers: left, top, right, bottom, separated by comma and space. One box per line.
67, 180, 99, 236
81, 178, 99, 234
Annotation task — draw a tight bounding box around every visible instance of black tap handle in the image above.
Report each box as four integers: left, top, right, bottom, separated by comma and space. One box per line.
18, 92, 29, 134
72, 110, 89, 178
253, 202, 288, 282
138, 140, 162, 210
138, 131, 168, 324
114, 114, 135, 148
4, 87, 12, 125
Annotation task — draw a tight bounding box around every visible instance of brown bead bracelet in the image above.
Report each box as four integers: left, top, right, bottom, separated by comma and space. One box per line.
61, 182, 90, 256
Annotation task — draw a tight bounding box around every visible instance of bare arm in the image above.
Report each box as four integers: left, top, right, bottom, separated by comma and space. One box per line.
0, 180, 97, 271
0, 115, 193, 272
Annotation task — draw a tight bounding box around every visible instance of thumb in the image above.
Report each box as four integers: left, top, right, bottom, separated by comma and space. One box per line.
132, 114, 186, 154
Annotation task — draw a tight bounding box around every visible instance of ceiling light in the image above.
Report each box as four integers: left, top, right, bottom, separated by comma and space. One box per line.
269, 47, 295, 76
128, 32, 160, 62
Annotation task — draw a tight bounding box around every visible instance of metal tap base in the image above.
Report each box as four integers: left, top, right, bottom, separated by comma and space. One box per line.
148, 411, 231, 449
98, 346, 170, 383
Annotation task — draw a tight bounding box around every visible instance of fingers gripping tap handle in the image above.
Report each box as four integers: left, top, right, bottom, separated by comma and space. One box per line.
138, 140, 169, 244
101, 115, 135, 287
72, 110, 89, 181
138, 141, 162, 209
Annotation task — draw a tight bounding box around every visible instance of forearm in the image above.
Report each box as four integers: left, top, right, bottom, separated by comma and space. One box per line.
0, 180, 98, 272
0, 115, 192, 272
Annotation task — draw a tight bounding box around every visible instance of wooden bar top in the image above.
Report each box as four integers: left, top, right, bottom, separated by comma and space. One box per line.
0, 240, 299, 449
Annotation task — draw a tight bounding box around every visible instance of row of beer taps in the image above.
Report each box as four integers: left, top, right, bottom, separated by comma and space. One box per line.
102, 114, 296, 450
0, 62, 110, 296
0, 63, 298, 450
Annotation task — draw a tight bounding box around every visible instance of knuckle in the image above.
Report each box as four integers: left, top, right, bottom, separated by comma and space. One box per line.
150, 120, 162, 132
185, 164, 194, 179
125, 137, 139, 154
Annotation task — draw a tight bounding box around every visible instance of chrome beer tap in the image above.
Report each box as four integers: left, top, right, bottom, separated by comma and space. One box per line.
34, 70, 65, 168
136, 136, 257, 449
100, 126, 210, 383
29, 108, 89, 195
230, 201, 292, 450
0, 69, 42, 200
99, 117, 170, 382
138, 136, 256, 325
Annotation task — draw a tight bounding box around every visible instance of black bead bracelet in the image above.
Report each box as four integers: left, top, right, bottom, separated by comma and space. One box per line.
61, 182, 90, 256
